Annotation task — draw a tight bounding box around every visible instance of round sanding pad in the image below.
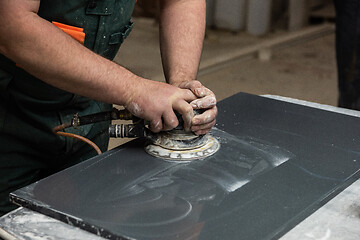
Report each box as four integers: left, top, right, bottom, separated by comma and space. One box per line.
145, 135, 220, 161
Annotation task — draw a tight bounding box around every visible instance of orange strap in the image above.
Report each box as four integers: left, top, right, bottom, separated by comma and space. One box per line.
52, 21, 85, 44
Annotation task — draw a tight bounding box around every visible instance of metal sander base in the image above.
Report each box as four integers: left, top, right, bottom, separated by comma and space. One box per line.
144, 134, 220, 161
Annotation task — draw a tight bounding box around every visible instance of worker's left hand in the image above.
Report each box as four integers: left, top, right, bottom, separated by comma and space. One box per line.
175, 80, 217, 135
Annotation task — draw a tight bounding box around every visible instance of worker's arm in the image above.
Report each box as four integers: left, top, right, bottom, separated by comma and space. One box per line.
0, 0, 197, 132
159, 0, 217, 135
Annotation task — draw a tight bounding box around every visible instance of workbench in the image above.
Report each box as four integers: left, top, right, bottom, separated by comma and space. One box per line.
0, 94, 359, 240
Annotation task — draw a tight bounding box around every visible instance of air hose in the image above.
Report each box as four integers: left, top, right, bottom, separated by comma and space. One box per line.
52, 108, 137, 155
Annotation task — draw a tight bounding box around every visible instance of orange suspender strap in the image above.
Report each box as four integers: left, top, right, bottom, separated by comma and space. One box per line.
52, 21, 85, 45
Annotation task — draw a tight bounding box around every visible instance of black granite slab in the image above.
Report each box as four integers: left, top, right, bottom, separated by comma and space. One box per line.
10, 93, 360, 240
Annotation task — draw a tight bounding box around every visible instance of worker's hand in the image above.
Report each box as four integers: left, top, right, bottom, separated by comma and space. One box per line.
125, 79, 197, 133
175, 80, 217, 135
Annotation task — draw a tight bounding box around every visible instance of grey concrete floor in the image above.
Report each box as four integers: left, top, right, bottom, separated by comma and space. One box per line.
110, 17, 337, 149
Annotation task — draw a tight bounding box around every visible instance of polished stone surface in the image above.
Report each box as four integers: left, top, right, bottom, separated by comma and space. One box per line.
10, 93, 360, 240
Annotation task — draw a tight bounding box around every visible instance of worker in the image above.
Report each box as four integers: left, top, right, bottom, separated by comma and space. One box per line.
0, 0, 217, 216
334, 0, 360, 110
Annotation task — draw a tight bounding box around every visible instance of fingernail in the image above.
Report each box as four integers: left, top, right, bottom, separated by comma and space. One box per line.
193, 101, 204, 109
195, 88, 205, 97
191, 102, 198, 108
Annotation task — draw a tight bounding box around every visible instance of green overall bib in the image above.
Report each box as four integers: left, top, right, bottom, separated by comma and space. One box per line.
0, 0, 136, 215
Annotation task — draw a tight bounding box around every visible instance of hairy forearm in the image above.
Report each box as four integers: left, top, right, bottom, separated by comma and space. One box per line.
159, 0, 206, 85
0, 0, 140, 106
0, 0, 211, 133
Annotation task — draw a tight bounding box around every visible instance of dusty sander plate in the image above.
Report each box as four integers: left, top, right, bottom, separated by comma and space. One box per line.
145, 135, 220, 161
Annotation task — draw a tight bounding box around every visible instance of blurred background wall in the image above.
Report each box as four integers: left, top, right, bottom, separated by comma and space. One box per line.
133, 0, 333, 35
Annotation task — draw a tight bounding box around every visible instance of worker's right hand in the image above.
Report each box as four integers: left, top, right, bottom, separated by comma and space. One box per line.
124, 78, 197, 133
